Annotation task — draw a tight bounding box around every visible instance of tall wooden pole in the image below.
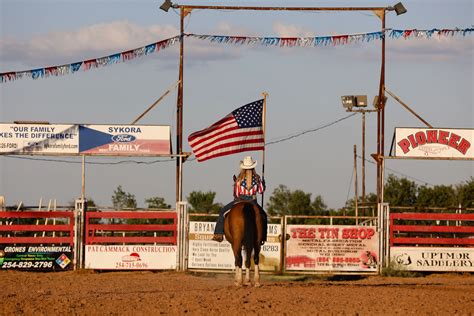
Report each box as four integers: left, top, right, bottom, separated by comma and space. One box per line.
261, 92, 268, 207
376, 10, 386, 204
176, 7, 184, 203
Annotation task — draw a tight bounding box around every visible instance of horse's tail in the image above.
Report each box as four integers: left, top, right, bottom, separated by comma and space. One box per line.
242, 203, 257, 255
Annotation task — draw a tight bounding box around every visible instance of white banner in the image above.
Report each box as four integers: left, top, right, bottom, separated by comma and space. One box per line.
187, 221, 281, 271
286, 225, 379, 272
395, 128, 473, 159
0, 124, 78, 154
391, 247, 474, 272
85, 245, 177, 270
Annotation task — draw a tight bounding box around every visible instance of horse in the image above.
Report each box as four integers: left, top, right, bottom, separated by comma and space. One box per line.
223, 201, 263, 287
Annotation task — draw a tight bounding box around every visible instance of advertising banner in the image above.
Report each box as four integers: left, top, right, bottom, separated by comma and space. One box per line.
0, 123, 171, 156
0, 124, 78, 155
286, 225, 379, 272
188, 221, 282, 271
0, 245, 73, 271
79, 125, 171, 156
391, 247, 474, 272
394, 128, 473, 159
85, 245, 177, 270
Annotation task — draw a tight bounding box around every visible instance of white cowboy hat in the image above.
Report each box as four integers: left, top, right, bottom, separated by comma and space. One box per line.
240, 156, 257, 169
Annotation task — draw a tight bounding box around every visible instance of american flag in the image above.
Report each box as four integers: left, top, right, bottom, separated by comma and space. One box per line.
188, 99, 264, 162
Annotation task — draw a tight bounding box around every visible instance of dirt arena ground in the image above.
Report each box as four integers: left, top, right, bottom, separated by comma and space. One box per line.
1, 270, 473, 315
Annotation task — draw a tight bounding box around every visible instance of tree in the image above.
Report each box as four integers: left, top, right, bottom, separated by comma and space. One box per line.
266, 184, 327, 216
416, 184, 456, 208
112, 185, 137, 209
383, 174, 417, 206
456, 177, 474, 208
187, 191, 222, 213
145, 197, 171, 209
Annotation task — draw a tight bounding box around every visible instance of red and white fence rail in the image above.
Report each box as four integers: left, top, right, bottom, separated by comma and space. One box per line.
0, 211, 75, 271
389, 210, 474, 272
84, 211, 179, 270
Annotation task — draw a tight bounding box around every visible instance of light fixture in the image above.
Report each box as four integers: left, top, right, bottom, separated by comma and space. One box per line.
389, 2, 407, 16
341, 95, 368, 111
373, 95, 387, 109
159, 0, 173, 12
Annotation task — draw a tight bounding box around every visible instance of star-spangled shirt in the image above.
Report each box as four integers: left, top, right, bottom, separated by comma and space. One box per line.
234, 174, 265, 198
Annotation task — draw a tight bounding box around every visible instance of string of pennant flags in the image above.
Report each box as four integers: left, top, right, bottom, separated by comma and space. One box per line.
1, 27, 472, 83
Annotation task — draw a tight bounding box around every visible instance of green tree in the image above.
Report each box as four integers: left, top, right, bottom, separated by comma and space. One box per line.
383, 174, 417, 206
416, 184, 457, 208
112, 185, 137, 209
187, 191, 222, 213
145, 197, 171, 209
456, 177, 474, 208
266, 184, 326, 216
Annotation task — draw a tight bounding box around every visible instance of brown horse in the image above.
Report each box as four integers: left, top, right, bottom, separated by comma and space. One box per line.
224, 201, 263, 287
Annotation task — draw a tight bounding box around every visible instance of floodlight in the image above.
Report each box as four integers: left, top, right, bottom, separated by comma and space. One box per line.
160, 0, 173, 12
373, 95, 387, 109
390, 2, 407, 16
341, 96, 355, 111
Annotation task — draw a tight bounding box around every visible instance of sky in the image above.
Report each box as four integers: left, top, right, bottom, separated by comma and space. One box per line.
0, 0, 473, 209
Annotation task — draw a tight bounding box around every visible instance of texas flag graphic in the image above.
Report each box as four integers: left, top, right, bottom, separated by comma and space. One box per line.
79, 125, 171, 156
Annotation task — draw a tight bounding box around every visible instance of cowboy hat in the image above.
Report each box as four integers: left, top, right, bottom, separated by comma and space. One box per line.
240, 156, 257, 169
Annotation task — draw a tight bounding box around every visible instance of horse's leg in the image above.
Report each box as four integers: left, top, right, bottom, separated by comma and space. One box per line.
243, 248, 252, 286
233, 242, 243, 286
253, 243, 261, 287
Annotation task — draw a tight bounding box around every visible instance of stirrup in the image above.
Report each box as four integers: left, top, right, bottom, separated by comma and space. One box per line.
212, 234, 224, 242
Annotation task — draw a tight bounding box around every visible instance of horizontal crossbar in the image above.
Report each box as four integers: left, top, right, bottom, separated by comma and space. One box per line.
0, 224, 73, 232
391, 225, 474, 234
0, 236, 73, 244
391, 213, 474, 220
392, 237, 474, 245
86, 236, 176, 245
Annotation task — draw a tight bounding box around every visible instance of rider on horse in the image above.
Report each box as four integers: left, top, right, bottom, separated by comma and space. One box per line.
212, 156, 268, 244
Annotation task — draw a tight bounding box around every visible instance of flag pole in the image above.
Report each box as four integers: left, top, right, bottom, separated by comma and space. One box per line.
261, 92, 268, 207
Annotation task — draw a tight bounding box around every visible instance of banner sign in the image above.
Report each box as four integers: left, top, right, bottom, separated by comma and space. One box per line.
0, 124, 78, 155
188, 221, 282, 271
85, 245, 177, 270
394, 128, 473, 159
285, 225, 379, 272
0, 245, 73, 271
391, 247, 474, 272
0, 123, 171, 156
79, 125, 171, 156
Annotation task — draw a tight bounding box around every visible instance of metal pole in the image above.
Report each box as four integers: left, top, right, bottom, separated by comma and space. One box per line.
385, 89, 433, 128
362, 112, 366, 205
353, 145, 358, 225
175, 5, 389, 12
176, 7, 184, 203
261, 92, 268, 207
376, 10, 386, 205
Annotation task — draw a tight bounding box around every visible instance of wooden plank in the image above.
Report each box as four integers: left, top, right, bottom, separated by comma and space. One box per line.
0, 236, 73, 244
86, 236, 177, 244
0, 224, 73, 232
0, 211, 74, 219
391, 213, 474, 221
87, 224, 176, 231
392, 237, 474, 245
86, 211, 177, 220
391, 225, 474, 234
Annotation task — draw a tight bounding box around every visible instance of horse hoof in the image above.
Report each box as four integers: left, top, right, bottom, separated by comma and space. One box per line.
243, 281, 251, 286
254, 282, 261, 288
234, 282, 242, 287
